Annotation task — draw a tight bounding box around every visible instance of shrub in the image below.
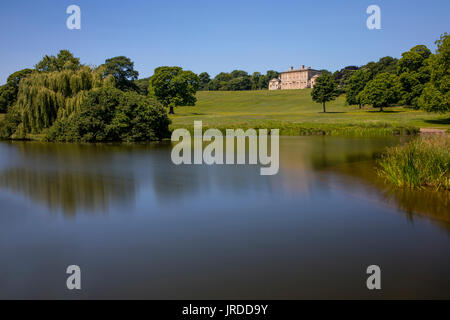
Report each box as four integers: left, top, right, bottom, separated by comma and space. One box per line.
0, 105, 24, 139
377, 135, 450, 190
45, 87, 171, 142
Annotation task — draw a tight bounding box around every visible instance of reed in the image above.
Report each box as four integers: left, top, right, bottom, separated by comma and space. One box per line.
377, 135, 450, 190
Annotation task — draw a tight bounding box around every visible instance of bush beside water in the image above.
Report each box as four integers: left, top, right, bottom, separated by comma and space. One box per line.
378, 135, 450, 190
45, 87, 171, 142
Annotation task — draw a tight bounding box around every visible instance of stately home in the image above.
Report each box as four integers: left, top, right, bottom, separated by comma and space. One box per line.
269, 65, 321, 90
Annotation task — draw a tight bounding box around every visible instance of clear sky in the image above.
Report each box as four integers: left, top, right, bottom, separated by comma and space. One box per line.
0, 0, 449, 84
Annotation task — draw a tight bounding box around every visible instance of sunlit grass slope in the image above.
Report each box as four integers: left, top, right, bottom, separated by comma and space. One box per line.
170, 90, 449, 136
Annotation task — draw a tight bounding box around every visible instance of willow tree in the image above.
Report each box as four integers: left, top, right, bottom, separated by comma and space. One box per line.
14, 66, 115, 134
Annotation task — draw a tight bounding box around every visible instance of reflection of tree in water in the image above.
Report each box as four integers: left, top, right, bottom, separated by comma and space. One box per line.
380, 185, 450, 232
328, 161, 450, 233
0, 141, 164, 216
0, 168, 135, 217
307, 136, 408, 171
281, 136, 450, 233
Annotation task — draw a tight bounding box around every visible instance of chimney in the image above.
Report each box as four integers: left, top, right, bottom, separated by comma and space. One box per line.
290, 66, 294, 70
302, 65, 305, 69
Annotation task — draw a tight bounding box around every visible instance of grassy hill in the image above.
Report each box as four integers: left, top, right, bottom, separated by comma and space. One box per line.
170, 90, 449, 136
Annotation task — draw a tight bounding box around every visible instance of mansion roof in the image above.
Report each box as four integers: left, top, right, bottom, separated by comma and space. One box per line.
281, 66, 318, 74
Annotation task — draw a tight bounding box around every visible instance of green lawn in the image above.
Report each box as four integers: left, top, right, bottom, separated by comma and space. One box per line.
170, 90, 449, 136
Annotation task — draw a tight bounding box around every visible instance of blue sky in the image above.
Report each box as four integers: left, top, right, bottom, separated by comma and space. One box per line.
0, 0, 449, 84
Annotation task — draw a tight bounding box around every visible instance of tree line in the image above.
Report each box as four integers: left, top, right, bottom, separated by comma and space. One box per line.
197, 70, 280, 91
0, 51, 172, 141
133, 70, 280, 93
312, 33, 449, 113
0, 33, 448, 141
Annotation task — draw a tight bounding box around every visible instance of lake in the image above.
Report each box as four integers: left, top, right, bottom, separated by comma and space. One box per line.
0, 137, 449, 299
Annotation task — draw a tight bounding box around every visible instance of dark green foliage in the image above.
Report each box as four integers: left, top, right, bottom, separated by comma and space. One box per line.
396, 45, 431, 107
230, 70, 248, 79
319, 69, 332, 75
0, 69, 33, 113
0, 105, 23, 139
358, 73, 402, 111
228, 76, 251, 91
397, 45, 431, 74
7, 69, 34, 87
346, 70, 372, 107
149, 66, 200, 114
0, 84, 15, 113
251, 72, 263, 90
418, 33, 449, 113
256, 70, 280, 90
198, 72, 211, 90
45, 87, 171, 142
102, 56, 139, 91
311, 73, 339, 113
35, 50, 81, 72
333, 66, 359, 93
134, 77, 151, 95
398, 71, 429, 107
363, 56, 398, 76
199, 70, 279, 91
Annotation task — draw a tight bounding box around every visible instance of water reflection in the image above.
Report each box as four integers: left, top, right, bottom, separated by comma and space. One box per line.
327, 161, 450, 232
0, 137, 448, 230
0, 137, 449, 299
0, 168, 135, 216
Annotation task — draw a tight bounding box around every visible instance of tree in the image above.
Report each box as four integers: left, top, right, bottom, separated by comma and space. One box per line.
260, 70, 280, 89
230, 70, 249, 79
228, 76, 251, 91
102, 56, 139, 91
333, 66, 359, 93
134, 77, 150, 95
198, 72, 211, 90
397, 45, 431, 74
45, 87, 171, 142
214, 72, 233, 83
364, 56, 398, 76
204, 69, 279, 91
346, 69, 372, 108
0, 105, 22, 139
358, 73, 401, 112
396, 45, 431, 107
207, 79, 221, 91
149, 66, 200, 114
265, 70, 280, 81
311, 73, 339, 113
251, 72, 262, 90
0, 69, 33, 113
418, 33, 450, 113
13, 66, 113, 135
35, 50, 81, 72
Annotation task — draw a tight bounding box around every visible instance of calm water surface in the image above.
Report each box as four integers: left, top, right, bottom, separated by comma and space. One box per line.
0, 137, 449, 299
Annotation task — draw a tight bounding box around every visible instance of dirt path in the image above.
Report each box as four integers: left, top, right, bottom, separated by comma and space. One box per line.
420, 128, 447, 134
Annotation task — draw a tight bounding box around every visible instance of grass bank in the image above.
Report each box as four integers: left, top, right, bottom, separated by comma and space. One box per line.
170, 90, 449, 136
377, 135, 450, 190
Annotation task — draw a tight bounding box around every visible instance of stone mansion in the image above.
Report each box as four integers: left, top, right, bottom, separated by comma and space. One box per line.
269, 65, 321, 90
